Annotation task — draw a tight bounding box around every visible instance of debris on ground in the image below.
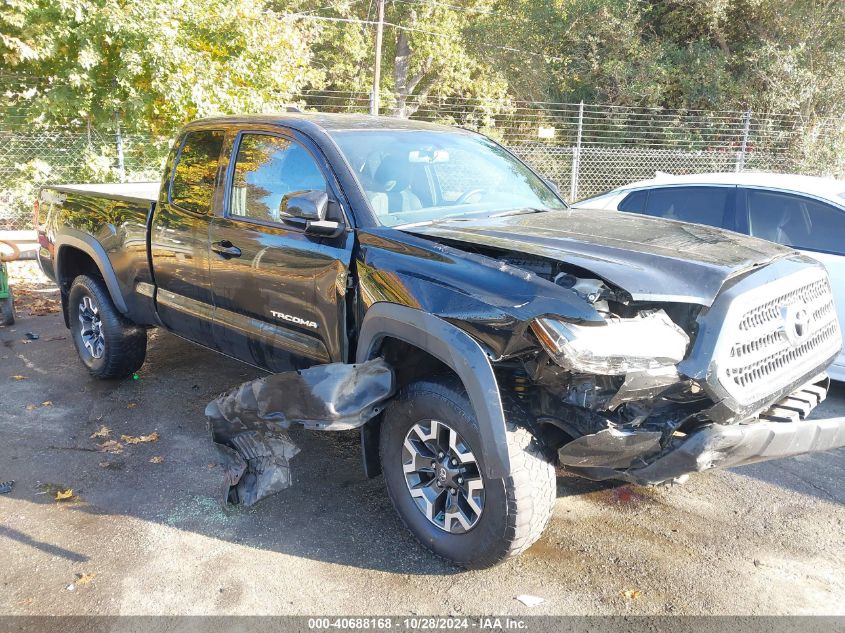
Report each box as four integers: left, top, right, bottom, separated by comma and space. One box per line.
0, 481, 13, 494
90, 426, 111, 439
54, 488, 76, 502
516, 595, 545, 607
66, 572, 96, 592
24, 332, 39, 340
205, 359, 394, 506
621, 589, 642, 600
97, 440, 123, 454
12, 375, 26, 380
149, 456, 164, 464
121, 431, 159, 444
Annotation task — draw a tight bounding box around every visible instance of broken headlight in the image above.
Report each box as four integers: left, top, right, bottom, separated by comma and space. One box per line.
530, 310, 690, 375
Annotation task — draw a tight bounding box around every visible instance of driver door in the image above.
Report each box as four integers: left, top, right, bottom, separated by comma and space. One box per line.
208, 128, 354, 372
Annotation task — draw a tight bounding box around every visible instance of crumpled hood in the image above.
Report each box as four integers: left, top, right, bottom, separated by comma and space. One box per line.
402, 207, 793, 306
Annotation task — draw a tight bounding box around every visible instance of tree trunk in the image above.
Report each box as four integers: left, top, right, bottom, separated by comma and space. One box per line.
391, 30, 431, 118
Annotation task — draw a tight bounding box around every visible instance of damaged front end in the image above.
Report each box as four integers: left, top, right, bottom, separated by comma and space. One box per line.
206, 359, 394, 505
498, 257, 845, 485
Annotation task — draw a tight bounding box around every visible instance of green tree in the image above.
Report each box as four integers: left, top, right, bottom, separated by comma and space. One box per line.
0, 0, 320, 135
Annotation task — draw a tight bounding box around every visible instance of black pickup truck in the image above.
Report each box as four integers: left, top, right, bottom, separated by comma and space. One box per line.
36, 113, 845, 568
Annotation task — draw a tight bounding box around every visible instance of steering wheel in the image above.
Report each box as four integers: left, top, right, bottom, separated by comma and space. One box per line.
455, 188, 487, 205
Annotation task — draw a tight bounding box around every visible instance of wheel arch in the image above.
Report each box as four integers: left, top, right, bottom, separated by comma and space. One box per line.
55, 230, 129, 326
356, 302, 511, 479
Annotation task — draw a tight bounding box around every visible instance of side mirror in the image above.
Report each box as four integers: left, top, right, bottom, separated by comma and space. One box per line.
279, 189, 344, 236
280, 189, 329, 221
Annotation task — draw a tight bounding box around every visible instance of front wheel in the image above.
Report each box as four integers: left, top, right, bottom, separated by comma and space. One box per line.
380, 377, 556, 569
68, 275, 147, 379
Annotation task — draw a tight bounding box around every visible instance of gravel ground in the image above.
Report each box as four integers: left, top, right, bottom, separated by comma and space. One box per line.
1, 261, 844, 616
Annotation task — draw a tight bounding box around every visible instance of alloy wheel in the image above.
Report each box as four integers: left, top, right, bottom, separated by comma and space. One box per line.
78, 295, 105, 359
402, 419, 485, 534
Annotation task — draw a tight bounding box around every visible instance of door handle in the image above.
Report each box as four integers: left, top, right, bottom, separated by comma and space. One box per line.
212, 240, 242, 258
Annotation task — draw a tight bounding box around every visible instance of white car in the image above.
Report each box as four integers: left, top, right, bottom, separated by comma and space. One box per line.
574, 172, 845, 381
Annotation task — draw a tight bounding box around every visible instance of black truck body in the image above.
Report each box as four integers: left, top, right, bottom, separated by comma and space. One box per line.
35, 113, 845, 567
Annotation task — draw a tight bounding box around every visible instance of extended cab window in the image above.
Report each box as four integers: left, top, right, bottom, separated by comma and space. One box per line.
639, 186, 731, 227
170, 130, 225, 214
746, 189, 845, 255
230, 133, 327, 224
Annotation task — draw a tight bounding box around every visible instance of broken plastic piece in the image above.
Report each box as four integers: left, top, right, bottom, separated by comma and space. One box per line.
206, 359, 395, 506
557, 428, 663, 470
206, 358, 395, 432
0, 481, 13, 494
605, 367, 682, 411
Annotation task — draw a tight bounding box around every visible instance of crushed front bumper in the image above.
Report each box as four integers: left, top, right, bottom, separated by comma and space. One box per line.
559, 377, 845, 485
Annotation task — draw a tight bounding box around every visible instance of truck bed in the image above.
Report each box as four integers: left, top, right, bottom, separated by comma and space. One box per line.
48, 182, 159, 205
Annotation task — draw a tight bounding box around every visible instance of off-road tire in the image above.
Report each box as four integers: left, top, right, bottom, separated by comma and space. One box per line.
68, 274, 147, 379
380, 376, 556, 569
0, 288, 14, 326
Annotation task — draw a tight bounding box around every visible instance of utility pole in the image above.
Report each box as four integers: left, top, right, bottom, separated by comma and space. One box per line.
370, 0, 385, 116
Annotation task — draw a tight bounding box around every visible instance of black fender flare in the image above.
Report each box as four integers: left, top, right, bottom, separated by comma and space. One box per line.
54, 229, 129, 315
356, 302, 511, 479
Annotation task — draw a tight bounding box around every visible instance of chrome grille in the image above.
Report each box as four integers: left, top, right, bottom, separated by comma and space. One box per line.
715, 268, 841, 406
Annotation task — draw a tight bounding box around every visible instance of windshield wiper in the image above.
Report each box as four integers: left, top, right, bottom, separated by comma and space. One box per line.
394, 207, 552, 229
436, 208, 551, 223
489, 207, 551, 218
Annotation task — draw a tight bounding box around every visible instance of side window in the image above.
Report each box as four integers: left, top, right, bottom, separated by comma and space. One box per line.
170, 130, 225, 214
642, 186, 731, 227
618, 190, 647, 213
746, 189, 845, 255
230, 133, 327, 224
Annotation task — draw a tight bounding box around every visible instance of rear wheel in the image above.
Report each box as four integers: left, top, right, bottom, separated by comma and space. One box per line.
68, 275, 147, 379
380, 377, 556, 568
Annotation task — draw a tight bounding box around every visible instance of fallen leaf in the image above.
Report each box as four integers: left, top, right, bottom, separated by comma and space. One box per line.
74, 572, 95, 585
90, 426, 111, 439
121, 431, 159, 444
127, 403, 137, 409
25, 404, 37, 411
41, 401, 52, 407
149, 456, 164, 464
621, 590, 642, 600
12, 375, 26, 380
207, 463, 217, 469
55, 489, 75, 501
98, 440, 124, 454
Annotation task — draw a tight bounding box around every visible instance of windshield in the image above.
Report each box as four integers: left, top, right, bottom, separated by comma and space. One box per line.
330, 129, 566, 226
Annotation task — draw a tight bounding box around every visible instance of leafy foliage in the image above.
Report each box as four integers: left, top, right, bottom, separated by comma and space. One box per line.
0, 0, 320, 135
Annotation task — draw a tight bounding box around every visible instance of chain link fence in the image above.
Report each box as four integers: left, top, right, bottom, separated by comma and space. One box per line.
1, 90, 841, 229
